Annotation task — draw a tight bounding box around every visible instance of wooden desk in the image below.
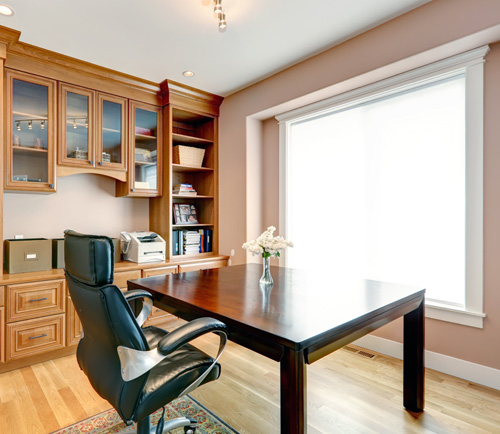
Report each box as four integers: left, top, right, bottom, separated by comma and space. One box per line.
128, 264, 425, 434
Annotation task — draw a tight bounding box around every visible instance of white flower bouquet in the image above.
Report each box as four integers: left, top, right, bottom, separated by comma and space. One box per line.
242, 226, 293, 259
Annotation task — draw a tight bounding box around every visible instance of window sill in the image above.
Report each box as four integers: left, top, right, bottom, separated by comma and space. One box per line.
426, 301, 485, 328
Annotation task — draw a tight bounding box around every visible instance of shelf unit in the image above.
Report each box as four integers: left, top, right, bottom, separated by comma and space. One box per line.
150, 89, 222, 260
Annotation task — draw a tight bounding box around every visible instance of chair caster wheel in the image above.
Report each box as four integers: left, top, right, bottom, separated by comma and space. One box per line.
184, 427, 196, 434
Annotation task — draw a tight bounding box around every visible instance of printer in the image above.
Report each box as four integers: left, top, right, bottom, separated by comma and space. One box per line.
120, 231, 166, 263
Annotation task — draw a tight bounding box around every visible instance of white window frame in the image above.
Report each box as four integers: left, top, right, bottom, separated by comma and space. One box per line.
277, 46, 489, 328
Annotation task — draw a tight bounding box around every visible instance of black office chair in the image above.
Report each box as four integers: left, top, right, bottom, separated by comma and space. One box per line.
63, 230, 228, 434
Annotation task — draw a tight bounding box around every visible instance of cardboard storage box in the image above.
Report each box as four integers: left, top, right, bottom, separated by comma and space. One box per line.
52, 238, 65, 269
111, 238, 121, 263
4, 238, 52, 274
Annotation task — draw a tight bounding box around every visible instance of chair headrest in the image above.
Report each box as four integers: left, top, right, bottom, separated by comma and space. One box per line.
64, 230, 114, 287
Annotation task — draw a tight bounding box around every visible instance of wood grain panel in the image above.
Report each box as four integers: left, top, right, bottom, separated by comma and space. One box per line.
113, 270, 141, 290
66, 298, 82, 346
7, 280, 65, 322
6, 314, 65, 360
0, 306, 4, 363
0, 286, 5, 306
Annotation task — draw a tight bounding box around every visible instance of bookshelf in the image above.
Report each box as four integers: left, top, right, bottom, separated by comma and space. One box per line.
150, 83, 223, 260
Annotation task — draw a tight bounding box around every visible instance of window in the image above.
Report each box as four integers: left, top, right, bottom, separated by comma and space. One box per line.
277, 47, 488, 328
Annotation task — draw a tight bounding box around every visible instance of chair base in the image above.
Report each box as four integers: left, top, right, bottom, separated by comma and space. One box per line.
135, 415, 197, 434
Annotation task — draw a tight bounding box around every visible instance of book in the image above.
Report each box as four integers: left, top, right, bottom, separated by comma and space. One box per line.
172, 230, 179, 255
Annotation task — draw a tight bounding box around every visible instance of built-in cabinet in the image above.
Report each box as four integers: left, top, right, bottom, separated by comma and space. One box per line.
5, 70, 56, 192
58, 83, 128, 177
0, 27, 227, 373
116, 101, 162, 197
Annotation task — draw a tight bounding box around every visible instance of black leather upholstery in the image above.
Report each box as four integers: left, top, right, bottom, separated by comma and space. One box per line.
64, 230, 226, 426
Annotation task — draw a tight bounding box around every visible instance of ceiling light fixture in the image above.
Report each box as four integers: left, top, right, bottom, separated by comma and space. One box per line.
218, 11, 227, 30
212, 0, 227, 31
0, 4, 14, 16
182, 70, 195, 77
213, 0, 222, 15
16, 121, 20, 131
28, 120, 32, 130
40, 121, 45, 130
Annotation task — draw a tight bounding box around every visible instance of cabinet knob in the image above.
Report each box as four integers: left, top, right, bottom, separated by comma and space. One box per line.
49, 184, 54, 188
89, 160, 93, 165
99, 161, 103, 166
131, 188, 135, 192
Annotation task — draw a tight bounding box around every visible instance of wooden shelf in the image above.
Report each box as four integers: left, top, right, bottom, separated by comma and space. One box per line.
13, 146, 48, 156
172, 164, 213, 173
172, 223, 214, 228
135, 160, 157, 166
172, 194, 213, 199
172, 133, 213, 146
135, 133, 157, 141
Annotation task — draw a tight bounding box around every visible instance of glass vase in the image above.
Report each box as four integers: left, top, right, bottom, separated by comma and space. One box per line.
260, 256, 274, 286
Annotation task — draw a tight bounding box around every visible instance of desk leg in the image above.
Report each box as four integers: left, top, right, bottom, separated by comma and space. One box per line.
403, 299, 425, 412
280, 348, 307, 434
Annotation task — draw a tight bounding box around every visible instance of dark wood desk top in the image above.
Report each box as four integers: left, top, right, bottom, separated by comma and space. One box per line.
129, 264, 425, 353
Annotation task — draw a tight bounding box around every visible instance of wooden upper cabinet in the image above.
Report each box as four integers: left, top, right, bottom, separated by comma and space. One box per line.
58, 83, 95, 168
5, 70, 56, 192
58, 83, 127, 180
97, 93, 127, 171
116, 101, 162, 197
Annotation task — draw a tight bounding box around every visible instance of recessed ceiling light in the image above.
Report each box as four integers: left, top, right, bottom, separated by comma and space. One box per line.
182, 71, 195, 78
0, 5, 14, 16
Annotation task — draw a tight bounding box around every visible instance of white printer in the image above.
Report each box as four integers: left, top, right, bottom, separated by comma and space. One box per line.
120, 231, 166, 263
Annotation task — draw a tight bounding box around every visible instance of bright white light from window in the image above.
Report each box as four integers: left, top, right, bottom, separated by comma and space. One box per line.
287, 76, 466, 306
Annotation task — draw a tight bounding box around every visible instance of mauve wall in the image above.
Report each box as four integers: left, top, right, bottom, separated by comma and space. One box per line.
3, 175, 149, 240
219, 0, 500, 369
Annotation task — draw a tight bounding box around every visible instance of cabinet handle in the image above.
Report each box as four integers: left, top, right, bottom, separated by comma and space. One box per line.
29, 333, 47, 340
29, 297, 47, 302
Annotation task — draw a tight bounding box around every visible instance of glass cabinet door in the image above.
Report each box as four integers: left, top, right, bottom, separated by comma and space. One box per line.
97, 93, 126, 171
130, 102, 161, 195
59, 84, 94, 167
6, 71, 56, 192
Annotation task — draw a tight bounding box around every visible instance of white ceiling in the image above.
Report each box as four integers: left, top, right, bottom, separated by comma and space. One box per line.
0, 0, 432, 96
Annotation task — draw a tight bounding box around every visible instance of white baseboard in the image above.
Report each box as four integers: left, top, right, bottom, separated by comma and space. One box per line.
354, 335, 500, 391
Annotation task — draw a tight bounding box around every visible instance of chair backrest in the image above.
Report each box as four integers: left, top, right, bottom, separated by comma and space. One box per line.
64, 230, 150, 422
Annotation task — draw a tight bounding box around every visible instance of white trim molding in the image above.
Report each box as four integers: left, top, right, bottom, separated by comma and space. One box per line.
355, 334, 500, 391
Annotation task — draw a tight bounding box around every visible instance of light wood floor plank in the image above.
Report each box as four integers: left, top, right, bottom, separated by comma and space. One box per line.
1, 322, 499, 434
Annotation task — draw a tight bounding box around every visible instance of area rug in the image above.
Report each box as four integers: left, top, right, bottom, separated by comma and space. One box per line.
50, 395, 239, 434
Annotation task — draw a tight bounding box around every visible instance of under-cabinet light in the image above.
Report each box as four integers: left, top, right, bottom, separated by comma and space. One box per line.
213, 0, 222, 15
73, 119, 77, 129
28, 121, 32, 130
40, 121, 45, 130
219, 11, 227, 30
16, 121, 20, 131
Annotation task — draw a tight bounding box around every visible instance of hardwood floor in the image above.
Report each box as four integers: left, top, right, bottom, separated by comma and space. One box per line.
0, 321, 499, 434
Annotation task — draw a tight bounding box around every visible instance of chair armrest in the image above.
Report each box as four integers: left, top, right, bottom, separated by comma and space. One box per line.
157, 317, 228, 355
117, 317, 228, 385
123, 290, 153, 327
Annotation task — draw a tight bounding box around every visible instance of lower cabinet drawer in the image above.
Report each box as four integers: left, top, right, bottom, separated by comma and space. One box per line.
0, 306, 4, 363
114, 270, 141, 291
178, 259, 228, 273
142, 266, 177, 278
6, 314, 65, 361
7, 280, 65, 322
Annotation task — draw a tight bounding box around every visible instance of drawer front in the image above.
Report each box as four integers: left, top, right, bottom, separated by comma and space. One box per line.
6, 314, 65, 361
178, 260, 228, 273
0, 286, 4, 306
114, 270, 141, 290
142, 266, 177, 278
7, 280, 65, 322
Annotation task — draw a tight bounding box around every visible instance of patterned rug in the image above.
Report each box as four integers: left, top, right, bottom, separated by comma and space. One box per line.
50, 395, 239, 434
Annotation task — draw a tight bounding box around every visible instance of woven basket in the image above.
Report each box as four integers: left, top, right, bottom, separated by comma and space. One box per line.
173, 145, 205, 167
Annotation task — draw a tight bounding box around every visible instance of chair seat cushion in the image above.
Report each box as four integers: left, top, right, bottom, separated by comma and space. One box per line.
133, 326, 221, 422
